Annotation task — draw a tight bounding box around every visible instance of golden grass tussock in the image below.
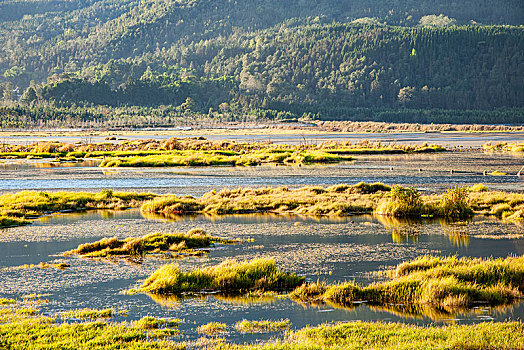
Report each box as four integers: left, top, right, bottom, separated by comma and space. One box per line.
290, 255, 524, 313
197, 322, 228, 336
67, 229, 241, 258
483, 141, 524, 153
140, 258, 305, 295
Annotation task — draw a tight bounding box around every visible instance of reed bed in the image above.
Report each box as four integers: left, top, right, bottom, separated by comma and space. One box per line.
140, 258, 305, 295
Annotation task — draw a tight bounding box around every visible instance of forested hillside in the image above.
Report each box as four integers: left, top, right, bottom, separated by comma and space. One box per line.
0, 0, 523, 127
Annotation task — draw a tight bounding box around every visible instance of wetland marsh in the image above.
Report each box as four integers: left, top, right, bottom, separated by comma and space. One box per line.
1, 133, 524, 348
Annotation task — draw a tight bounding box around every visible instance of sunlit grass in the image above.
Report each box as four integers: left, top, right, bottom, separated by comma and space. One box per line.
141, 182, 391, 217
291, 255, 524, 313
234, 319, 291, 333
140, 258, 305, 294
0, 190, 156, 228
67, 229, 241, 258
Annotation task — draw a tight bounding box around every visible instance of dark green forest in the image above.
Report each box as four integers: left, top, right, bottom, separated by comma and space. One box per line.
0, 0, 523, 127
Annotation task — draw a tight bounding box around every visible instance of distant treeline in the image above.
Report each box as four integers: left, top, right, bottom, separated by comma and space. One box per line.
0, 1, 523, 127
1, 104, 523, 129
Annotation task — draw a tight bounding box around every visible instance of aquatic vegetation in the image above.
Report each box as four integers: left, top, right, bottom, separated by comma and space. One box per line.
141, 183, 524, 221
1, 139, 445, 169
0, 215, 30, 228
140, 258, 305, 294
100, 149, 352, 167
291, 255, 524, 311
438, 186, 474, 219
281, 321, 524, 350
142, 183, 391, 217
2, 306, 522, 350
470, 190, 524, 221
234, 319, 291, 333
375, 185, 473, 219
197, 322, 228, 335
375, 185, 423, 217
0, 190, 156, 228
469, 183, 488, 192
483, 141, 524, 153
67, 229, 240, 258
61, 308, 114, 319
0, 308, 183, 349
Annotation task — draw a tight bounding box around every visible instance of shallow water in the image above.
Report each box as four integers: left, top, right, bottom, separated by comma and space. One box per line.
0, 152, 523, 194
0, 210, 523, 344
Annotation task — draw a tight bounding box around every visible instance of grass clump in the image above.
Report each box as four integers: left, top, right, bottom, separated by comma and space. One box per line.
0, 215, 30, 228
0, 190, 156, 228
68, 229, 240, 258
469, 183, 488, 192
375, 185, 473, 219
197, 322, 228, 335
234, 319, 291, 333
375, 186, 423, 217
291, 255, 524, 313
62, 308, 114, 320
140, 258, 305, 295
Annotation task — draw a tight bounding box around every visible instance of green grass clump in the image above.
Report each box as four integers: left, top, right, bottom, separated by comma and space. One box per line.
61, 308, 114, 320
140, 258, 305, 295
234, 319, 291, 333
375, 185, 424, 217
197, 322, 228, 335
68, 229, 240, 258
0, 190, 156, 228
469, 183, 488, 192
0, 298, 15, 305
291, 255, 524, 313
0, 215, 30, 228
375, 185, 473, 219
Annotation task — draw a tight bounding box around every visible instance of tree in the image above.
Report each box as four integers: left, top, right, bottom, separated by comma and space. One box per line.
397, 87, 415, 105
20, 87, 37, 105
